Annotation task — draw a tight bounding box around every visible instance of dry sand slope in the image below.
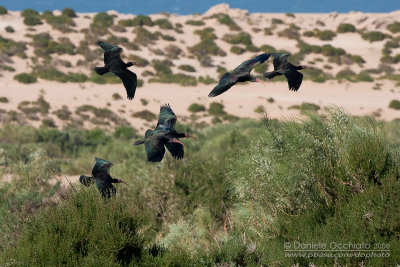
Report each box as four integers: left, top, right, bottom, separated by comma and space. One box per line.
1, 4, 400, 130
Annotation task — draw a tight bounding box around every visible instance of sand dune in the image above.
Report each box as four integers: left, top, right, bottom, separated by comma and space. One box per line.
0, 4, 400, 130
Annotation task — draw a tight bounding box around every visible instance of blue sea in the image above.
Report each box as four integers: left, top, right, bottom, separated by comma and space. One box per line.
0, 0, 398, 14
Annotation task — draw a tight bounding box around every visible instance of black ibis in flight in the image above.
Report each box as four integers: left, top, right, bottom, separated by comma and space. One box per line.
79, 157, 127, 198
263, 53, 308, 91
208, 53, 271, 97
94, 40, 137, 100
133, 104, 197, 162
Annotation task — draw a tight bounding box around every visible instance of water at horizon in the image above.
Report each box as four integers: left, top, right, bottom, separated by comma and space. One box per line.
0, 0, 398, 14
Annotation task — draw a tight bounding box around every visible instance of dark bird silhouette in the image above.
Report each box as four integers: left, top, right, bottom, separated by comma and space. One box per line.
79, 157, 127, 198
208, 53, 270, 97
94, 40, 137, 100
263, 53, 308, 91
133, 104, 197, 162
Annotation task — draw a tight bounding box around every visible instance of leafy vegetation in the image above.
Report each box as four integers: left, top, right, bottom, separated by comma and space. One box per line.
188, 103, 206, 113
154, 18, 173, 29
337, 23, 356, 33
361, 31, 387, 42
90, 12, 114, 35
21, 9, 42, 26
211, 13, 241, 31
389, 99, 400, 110
14, 73, 37, 84
185, 20, 205, 26
178, 64, 196, 72
387, 22, 400, 33
0, 112, 400, 266
119, 15, 154, 27
0, 6, 7, 15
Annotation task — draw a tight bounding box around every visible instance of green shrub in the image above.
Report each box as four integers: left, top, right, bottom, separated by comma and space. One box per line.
277, 27, 299, 39
125, 15, 153, 27
149, 73, 197, 86
33, 66, 88, 83
155, 18, 173, 29
211, 13, 241, 31
254, 105, 265, 114
230, 46, 245, 55
271, 18, 284, 24
132, 110, 156, 121
223, 32, 252, 46
178, 64, 196, 72
62, 7, 77, 18
41, 119, 57, 128
387, 22, 400, 33
361, 31, 386, 42
0, 97, 8, 103
185, 20, 205, 26
0, 36, 27, 56
140, 98, 148, 106
198, 76, 216, 84
23, 15, 42, 26
0, 6, 6, 15
14, 73, 37, 84
189, 38, 226, 57
164, 44, 183, 59
389, 99, 400, 110
267, 97, 275, 103
188, 103, 206, 113
128, 54, 149, 67
208, 102, 226, 116
263, 27, 273, 35
133, 27, 158, 45
337, 23, 356, 33
53, 106, 72, 120
315, 29, 336, 40
112, 93, 122, 100
90, 12, 113, 35
285, 13, 295, 17
300, 102, 320, 114
5, 26, 14, 33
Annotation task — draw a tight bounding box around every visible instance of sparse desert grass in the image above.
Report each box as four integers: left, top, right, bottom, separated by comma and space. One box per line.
198, 76, 216, 84
127, 54, 149, 67
119, 15, 153, 27
90, 12, 114, 36
0, 97, 8, 103
211, 13, 241, 31
190, 28, 226, 57
0, 35, 27, 57
185, 20, 205, 26
254, 105, 265, 113
164, 44, 183, 59
154, 18, 173, 29
112, 93, 123, 101
53, 106, 72, 120
208, 102, 226, 116
178, 64, 196, 72
133, 27, 158, 45
140, 99, 148, 106
230, 45, 245, 55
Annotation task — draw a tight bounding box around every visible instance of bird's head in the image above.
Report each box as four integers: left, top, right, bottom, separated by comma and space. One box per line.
126, 61, 136, 67
301, 65, 308, 69
101, 162, 113, 169
117, 179, 128, 185
183, 133, 198, 141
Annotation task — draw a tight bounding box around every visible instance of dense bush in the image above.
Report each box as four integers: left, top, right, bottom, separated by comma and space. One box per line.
14, 73, 37, 84
211, 13, 241, 31
387, 22, 400, 33
0, 97, 9, 103
62, 7, 77, 17
230, 46, 245, 55
277, 27, 300, 39
189, 28, 226, 57
90, 12, 114, 35
133, 27, 158, 45
21, 8, 42, 26
337, 23, 356, 33
271, 18, 284, 24
0, 35, 27, 57
389, 99, 400, 110
198, 76, 216, 84
132, 110, 156, 121
361, 31, 387, 42
0, 6, 7, 15
164, 44, 183, 59
188, 103, 206, 113
5, 26, 14, 33
208, 102, 226, 116
119, 15, 153, 27
154, 18, 173, 29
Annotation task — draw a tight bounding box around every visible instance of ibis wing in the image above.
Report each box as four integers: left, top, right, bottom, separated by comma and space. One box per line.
79, 175, 93, 187
283, 70, 303, 91
208, 72, 236, 97
143, 130, 166, 162
232, 53, 271, 76
156, 104, 177, 128
112, 68, 137, 100
165, 142, 184, 160
272, 53, 291, 71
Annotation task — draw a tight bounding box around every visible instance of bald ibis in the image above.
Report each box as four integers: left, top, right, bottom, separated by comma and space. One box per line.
94, 40, 137, 100
133, 104, 197, 162
263, 53, 307, 91
79, 157, 126, 198
208, 53, 270, 97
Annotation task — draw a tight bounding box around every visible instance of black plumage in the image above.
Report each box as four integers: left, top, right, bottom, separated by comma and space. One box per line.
133, 104, 197, 162
263, 53, 307, 91
208, 53, 270, 97
79, 158, 126, 198
94, 40, 137, 100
